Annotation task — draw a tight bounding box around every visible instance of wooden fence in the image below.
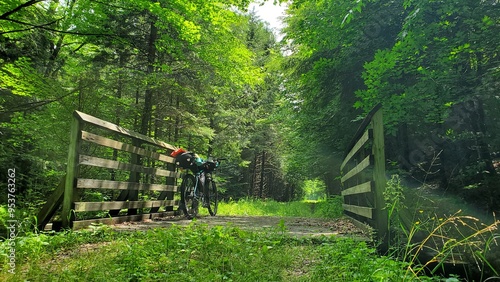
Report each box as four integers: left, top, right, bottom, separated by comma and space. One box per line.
340, 104, 388, 247
37, 111, 181, 230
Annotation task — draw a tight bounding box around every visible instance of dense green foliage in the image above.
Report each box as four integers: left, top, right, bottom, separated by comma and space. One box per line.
281, 0, 500, 211
0, 0, 292, 215
3, 0, 498, 216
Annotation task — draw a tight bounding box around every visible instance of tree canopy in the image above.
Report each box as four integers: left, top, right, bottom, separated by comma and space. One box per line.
280, 0, 499, 211
1, 0, 499, 213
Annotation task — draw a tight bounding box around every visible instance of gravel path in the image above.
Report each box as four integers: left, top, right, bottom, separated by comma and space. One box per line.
111, 215, 370, 239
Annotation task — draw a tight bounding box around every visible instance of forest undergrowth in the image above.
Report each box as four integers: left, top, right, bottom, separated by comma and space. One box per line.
2, 199, 495, 281
384, 175, 500, 281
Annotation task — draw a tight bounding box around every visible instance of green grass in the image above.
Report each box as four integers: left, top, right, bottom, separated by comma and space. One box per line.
0, 222, 435, 282
2, 198, 474, 281
199, 197, 344, 219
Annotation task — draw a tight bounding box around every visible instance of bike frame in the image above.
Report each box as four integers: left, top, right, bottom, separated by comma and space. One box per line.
183, 167, 212, 201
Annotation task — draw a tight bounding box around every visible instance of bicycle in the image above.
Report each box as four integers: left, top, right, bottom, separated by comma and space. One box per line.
170, 148, 223, 218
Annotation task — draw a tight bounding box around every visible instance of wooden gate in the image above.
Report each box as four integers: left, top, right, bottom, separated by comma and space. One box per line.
37, 111, 181, 230
340, 104, 387, 247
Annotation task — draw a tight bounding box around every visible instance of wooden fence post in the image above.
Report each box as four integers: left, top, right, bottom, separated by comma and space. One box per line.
36, 175, 66, 231
371, 109, 388, 250
61, 113, 82, 228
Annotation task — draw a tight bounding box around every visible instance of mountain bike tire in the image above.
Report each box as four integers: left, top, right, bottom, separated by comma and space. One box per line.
180, 174, 198, 219
206, 179, 218, 216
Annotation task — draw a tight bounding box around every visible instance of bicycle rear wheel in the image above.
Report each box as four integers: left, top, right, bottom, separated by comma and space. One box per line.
180, 174, 198, 218
206, 179, 218, 216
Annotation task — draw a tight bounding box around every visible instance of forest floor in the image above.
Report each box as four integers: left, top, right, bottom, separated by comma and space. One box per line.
110, 215, 370, 240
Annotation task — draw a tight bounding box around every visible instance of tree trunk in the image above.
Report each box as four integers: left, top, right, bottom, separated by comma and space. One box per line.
44, 0, 77, 77
259, 151, 266, 199
469, 98, 496, 174
117, 16, 158, 215
267, 170, 274, 199
252, 152, 260, 198
140, 19, 158, 136
207, 117, 215, 157
110, 52, 125, 183
174, 95, 180, 143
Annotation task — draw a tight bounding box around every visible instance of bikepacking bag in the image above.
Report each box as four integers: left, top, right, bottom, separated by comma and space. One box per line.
170, 148, 199, 172
202, 160, 217, 172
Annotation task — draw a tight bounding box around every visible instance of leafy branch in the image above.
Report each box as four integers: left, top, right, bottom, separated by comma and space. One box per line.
0, 89, 78, 114
0, 0, 43, 20
0, 19, 60, 35
1, 17, 114, 37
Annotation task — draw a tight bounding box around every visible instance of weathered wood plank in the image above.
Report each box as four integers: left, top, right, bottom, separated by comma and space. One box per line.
340, 155, 372, 183
62, 116, 82, 228
79, 155, 180, 178
81, 131, 174, 163
346, 217, 374, 240
341, 129, 372, 171
77, 179, 177, 192
371, 109, 388, 248
126, 139, 141, 215
36, 176, 66, 231
149, 191, 169, 213
74, 111, 176, 151
72, 212, 176, 229
151, 161, 177, 213
343, 204, 373, 219
341, 181, 373, 196
345, 103, 382, 156
74, 200, 176, 212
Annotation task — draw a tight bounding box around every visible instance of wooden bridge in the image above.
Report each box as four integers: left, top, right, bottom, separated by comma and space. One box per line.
37, 111, 181, 230
339, 105, 495, 276
340, 104, 388, 249
35, 107, 496, 278
37, 107, 390, 235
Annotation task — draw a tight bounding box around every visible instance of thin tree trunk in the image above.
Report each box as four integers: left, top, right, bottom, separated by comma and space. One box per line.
470, 98, 496, 174
140, 19, 157, 136
110, 52, 125, 183
259, 151, 266, 199
268, 171, 274, 199
252, 153, 259, 198
129, 16, 158, 215
44, 0, 77, 77
207, 117, 215, 157
174, 95, 180, 143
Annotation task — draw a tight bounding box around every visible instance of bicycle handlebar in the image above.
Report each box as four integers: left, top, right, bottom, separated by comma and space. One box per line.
170, 148, 227, 172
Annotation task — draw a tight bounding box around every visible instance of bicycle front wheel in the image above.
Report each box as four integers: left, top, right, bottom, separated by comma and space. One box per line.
180, 174, 198, 218
206, 179, 218, 216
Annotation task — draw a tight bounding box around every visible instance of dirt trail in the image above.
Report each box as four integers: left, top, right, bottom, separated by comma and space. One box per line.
111, 215, 370, 239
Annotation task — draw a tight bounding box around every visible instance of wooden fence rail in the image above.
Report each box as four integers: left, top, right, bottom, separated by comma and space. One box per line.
340, 104, 388, 248
37, 111, 181, 230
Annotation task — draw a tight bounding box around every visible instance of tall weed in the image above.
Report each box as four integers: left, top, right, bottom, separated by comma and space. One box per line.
384, 174, 500, 280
